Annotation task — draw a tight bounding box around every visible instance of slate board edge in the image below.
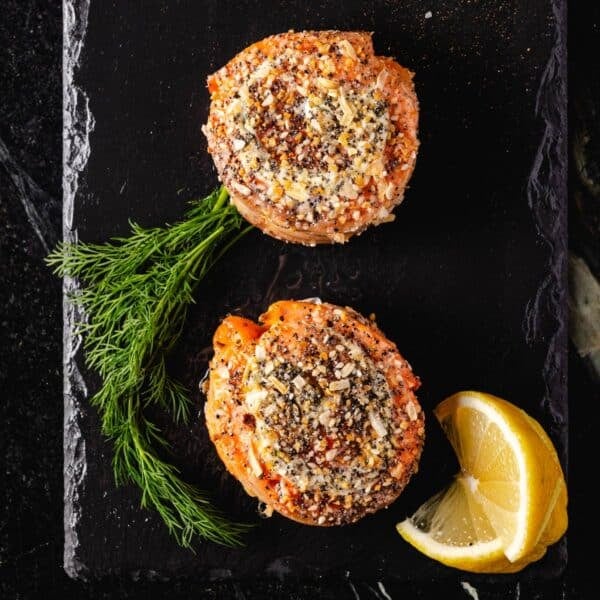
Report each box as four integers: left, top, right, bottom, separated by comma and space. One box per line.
63, 0, 93, 580
61, 0, 569, 581
524, 0, 569, 461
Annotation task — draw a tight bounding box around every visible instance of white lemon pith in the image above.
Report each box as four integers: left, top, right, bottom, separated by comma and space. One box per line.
396, 391, 568, 573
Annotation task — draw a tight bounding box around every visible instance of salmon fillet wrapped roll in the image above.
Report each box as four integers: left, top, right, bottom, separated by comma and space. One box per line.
205, 300, 424, 526
202, 31, 419, 245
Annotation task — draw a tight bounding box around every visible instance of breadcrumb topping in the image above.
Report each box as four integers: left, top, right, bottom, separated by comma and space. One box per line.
238, 305, 422, 524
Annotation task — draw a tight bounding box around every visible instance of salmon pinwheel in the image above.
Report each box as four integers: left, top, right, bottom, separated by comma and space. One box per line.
205, 300, 424, 526
203, 31, 419, 245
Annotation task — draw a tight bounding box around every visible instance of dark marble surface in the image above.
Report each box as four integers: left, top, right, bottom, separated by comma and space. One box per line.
0, 1, 597, 598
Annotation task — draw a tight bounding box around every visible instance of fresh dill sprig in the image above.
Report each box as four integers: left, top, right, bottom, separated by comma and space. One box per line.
47, 186, 253, 548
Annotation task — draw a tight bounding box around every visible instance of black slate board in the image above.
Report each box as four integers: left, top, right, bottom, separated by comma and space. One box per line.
63, 0, 567, 583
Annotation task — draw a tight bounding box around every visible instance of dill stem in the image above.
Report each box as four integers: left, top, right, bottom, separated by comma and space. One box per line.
212, 186, 229, 212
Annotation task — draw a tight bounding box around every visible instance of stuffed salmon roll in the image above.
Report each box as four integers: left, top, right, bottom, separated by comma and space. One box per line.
204, 300, 424, 526
203, 31, 419, 245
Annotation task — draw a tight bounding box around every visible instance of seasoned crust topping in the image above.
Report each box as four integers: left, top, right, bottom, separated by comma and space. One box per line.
205, 300, 424, 526
250, 327, 407, 521
203, 31, 419, 244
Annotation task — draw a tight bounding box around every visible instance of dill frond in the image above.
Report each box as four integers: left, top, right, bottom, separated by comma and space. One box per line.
47, 186, 253, 548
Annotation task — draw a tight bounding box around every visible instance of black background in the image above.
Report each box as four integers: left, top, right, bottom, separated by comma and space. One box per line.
1, 1, 598, 598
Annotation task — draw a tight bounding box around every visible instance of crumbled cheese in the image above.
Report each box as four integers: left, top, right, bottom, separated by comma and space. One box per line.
406, 400, 419, 421
376, 69, 389, 90
338, 89, 355, 127
233, 138, 246, 151
325, 448, 338, 461
292, 375, 306, 390
338, 39, 358, 61
230, 181, 251, 196
329, 379, 350, 391
369, 410, 387, 438
247, 444, 263, 477
246, 389, 268, 410
263, 361, 274, 375
319, 410, 331, 426
268, 375, 288, 394
384, 184, 395, 201
340, 362, 354, 378
216, 366, 230, 379
317, 76, 338, 89
287, 183, 309, 202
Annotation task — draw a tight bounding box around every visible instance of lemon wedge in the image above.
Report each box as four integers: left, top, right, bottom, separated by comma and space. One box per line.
397, 391, 567, 573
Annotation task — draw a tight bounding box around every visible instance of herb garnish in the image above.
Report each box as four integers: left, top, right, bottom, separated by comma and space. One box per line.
47, 186, 253, 548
